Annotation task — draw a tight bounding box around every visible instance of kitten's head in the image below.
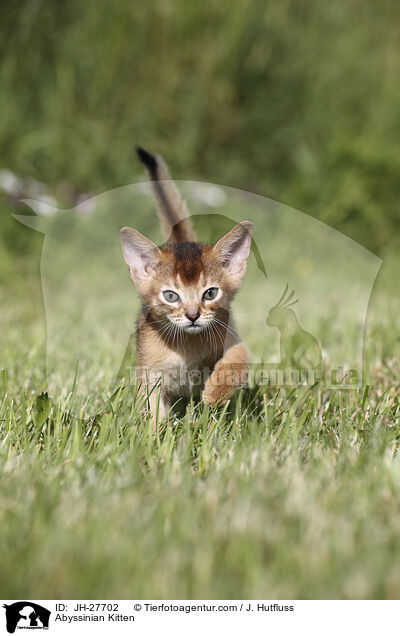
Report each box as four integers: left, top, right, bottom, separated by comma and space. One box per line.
120, 221, 252, 334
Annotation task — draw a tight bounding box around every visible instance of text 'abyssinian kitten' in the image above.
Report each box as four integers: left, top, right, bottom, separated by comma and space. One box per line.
120, 148, 252, 424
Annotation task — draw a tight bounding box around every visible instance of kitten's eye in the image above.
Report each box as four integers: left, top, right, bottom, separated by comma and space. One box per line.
203, 287, 219, 301
163, 290, 180, 303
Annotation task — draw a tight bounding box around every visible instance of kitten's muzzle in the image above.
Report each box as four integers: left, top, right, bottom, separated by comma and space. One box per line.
186, 312, 200, 324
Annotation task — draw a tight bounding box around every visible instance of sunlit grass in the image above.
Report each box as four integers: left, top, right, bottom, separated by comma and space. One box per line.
2, 0, 400, 601
1, 233, 400, 599
1, 331, 400, 598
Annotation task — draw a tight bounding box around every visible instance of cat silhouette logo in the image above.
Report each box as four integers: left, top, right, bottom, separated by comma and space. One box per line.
2, 602, 50, 633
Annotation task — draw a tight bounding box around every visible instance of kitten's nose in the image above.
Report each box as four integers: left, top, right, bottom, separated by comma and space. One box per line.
186, 312, 200, 323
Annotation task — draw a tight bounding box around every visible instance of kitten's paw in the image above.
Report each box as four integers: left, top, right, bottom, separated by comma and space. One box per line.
202, 364, 241, 405
202, 379, 234, 406
202, 350, 248, 406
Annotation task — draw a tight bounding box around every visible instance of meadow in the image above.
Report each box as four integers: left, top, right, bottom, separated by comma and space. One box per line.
1, 205, 400, 598
2, 0, 400, 600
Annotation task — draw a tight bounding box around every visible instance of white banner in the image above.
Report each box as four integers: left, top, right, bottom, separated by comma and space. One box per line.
1, 600, 399, 635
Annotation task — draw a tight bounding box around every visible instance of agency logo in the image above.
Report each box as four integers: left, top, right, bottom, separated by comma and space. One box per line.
12, 177, 381, 417
2, 603, 50, 633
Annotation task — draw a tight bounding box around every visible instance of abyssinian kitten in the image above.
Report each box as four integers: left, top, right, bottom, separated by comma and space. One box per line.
120, 148, 252, 423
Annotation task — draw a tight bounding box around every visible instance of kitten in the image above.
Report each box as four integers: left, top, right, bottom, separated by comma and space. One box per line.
120, 148, 252, 424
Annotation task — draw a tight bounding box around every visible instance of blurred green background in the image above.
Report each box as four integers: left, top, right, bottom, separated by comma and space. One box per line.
3, 0, 400, 600
1, 0, 400, 288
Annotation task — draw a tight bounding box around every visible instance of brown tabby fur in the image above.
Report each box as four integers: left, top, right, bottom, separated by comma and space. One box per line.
120, 148, 252, 425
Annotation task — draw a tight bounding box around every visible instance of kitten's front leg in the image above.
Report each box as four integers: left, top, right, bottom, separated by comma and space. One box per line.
137, 379, 169, 429
202, 343, 249, 406
148, 389, 169, 429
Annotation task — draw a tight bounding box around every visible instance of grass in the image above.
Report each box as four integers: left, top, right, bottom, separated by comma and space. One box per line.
1, 265, 400, 600
2, 0, 400, 602
1, 189, 399, 600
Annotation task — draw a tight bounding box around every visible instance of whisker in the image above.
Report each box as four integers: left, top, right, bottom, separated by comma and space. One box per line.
206, 324, 211, 352
212, 317, 238, 340
209, 322, 219, 357
160, 322, 174, 347
158, 322, 172, 337
207, 323, 215, 356
179, 325, 184, 350
212, 321, 225, 346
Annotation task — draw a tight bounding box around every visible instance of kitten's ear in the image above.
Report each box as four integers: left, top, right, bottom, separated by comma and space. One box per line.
214, 221, 253, 280
120, 227, 161, 282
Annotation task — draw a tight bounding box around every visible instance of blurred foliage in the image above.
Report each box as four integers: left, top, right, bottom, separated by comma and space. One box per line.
1, 0, 400, 277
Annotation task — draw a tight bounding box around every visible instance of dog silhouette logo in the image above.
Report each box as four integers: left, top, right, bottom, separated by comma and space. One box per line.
2, 602, 50, 633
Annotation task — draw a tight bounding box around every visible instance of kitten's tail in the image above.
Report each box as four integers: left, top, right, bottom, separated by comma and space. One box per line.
136, 147, 195, 243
